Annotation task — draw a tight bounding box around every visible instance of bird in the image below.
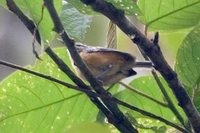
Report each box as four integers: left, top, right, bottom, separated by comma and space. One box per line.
69, 43, 152, 86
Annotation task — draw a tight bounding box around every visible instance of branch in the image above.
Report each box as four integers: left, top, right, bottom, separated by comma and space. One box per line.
143, 33, 187, 128
0, 59, 101, 97
119, 82, 168, 107
44, 1, 138, 132
80, 0, 200, 132
113, 97, 190, 133
152, 70, 188, 129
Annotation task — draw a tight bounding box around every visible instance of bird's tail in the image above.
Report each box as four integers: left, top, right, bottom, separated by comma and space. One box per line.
134, 61, 153, 68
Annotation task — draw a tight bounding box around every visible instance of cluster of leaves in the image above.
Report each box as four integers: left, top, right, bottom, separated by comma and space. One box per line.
0, 0, 200, 133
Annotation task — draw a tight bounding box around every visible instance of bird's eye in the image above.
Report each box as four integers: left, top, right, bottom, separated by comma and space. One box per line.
108, 64, 113, 68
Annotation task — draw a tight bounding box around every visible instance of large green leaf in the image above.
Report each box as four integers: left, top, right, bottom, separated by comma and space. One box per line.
1, 0, 62, 43
138, 0, 200, 30
176, 24, 200, 111
115, 76, 186, 125
68, 0, 141, 15
60, 2, 92, 41
0, 48, 99, 133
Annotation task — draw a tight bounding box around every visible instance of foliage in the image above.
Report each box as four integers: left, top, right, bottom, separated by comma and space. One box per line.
60, 2, 92, 41
67, 0, 141, 15
1, 0, 200, 132
138, 0, 200, 30
176, 24, 200, 112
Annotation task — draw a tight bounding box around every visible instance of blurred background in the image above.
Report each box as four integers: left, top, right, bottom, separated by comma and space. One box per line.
0, 7, 36, 80
0, 6, 184, 81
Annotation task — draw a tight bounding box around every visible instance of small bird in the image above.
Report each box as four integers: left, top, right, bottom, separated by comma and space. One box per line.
70, 43, 152, 86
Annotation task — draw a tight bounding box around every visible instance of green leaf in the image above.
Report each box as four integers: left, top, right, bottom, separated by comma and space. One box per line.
60, 2, 92, 41
0, 0, 6, 7
175, 24, 200, 111
115, 76, 186, 124
67, 0, 95, 15
138, 0, 200, 30
106, 0, 141, 15
2, 0, 62, 43
159, 31, 188, 55
0, 48, 98, 133
66, 123, 113, 133
67, 0, 141, 15
126, 113, 167, 133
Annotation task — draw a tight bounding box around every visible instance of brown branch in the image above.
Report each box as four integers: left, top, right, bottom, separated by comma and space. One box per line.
80, 0, 200, 132
0, 59, 101, 97
44, 1, 138, 132
0, 59, 77, 89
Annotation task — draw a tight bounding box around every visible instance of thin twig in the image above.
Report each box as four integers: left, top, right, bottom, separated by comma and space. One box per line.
0, 59, 76, 90
119, 82, 168, 107
32, 3, 45, 59
152, 71, 188, 128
